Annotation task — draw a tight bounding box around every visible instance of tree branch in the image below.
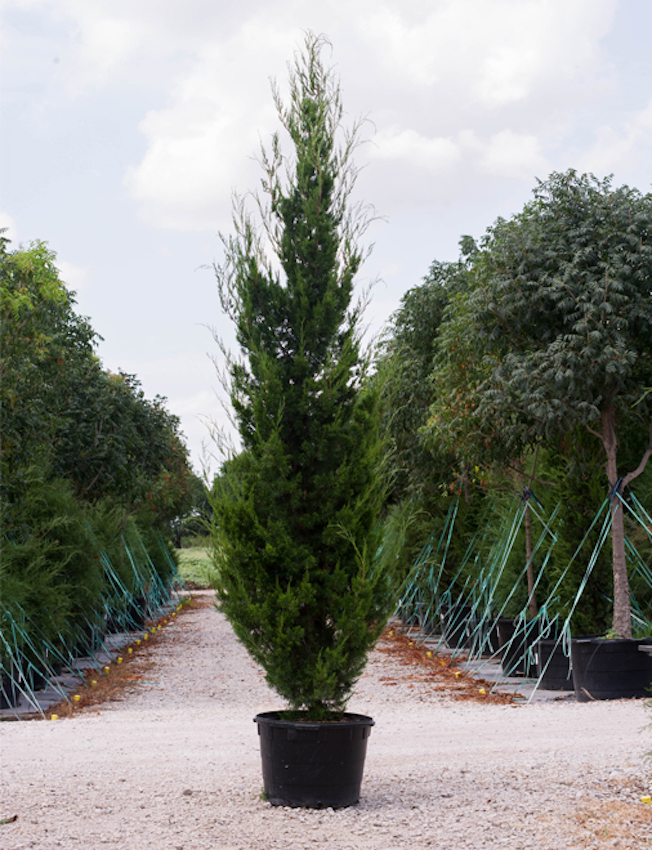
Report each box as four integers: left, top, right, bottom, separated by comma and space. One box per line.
622, 420, 652, 490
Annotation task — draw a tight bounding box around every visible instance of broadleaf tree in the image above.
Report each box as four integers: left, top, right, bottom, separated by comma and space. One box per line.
0, 238, 193, 530
429, 171, 652, 637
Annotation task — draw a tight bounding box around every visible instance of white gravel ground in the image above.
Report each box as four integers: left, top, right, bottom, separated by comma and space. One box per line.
1, 592, 651, 850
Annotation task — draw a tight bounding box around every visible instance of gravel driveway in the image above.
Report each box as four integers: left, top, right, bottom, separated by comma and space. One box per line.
1, 592, 651, 849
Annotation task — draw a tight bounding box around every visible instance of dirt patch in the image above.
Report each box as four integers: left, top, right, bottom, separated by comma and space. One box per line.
377, 625, 515, 705
572, 799, 652, 848
182, 580, 212, 590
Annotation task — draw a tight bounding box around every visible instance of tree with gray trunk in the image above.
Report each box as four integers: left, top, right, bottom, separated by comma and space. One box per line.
428, 171, 652, 637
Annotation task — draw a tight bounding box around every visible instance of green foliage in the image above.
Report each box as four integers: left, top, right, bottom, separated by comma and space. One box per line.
375, 246, 495, 609
211, 34, 393, 719
0, 238, 193, 528
1, 471, 103, 647
466, 171, 652, 442
0, 235, 191, 673
376, 259, 459, 504
176, 547, 216, 587
0, 239, 97, 504
52, 368, 193, 518
542, 432, 613, 635
428, 171, 652, 458
426, 170, 652, 636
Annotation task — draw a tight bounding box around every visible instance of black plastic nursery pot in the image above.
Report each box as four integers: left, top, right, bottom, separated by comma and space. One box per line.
440, 605, 474, 649
535, 639, 573, 691
497, 618, 539, 677
571, 637, 652, 702
0, 671, 20, 710
480, 618, 500, 656
254, 711, 374, 808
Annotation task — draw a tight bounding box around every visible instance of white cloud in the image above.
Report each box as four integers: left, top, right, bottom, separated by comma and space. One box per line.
371, 127, 460, 172
6, 0, 650, 474
578, 99, 652, 179
477, 129, 550, 181
55, 258, 91, 293
117, 0, 619, 229
364, 0, 616, 107
124, 20, 300, 231
8, 0, 614, 225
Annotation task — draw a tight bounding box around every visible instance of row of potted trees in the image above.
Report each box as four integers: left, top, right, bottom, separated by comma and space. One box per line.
435, 608, 652, 701
0, 513, 178, 713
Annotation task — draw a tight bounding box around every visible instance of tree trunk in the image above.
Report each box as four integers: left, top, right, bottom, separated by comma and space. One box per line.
601, 402, 631, 638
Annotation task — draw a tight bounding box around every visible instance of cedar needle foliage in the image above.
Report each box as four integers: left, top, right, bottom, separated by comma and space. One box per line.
211, 34, 392, 719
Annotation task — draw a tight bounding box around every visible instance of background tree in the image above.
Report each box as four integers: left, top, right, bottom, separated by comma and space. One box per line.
211, 34, 392, 719
377, 258, 461, 504
1, 238, 193, 532
170, 472, 210, 547
1, 237, 194, 666
429, 171, 652, 637
1, 237, 96, 506
374, 250, 492, 593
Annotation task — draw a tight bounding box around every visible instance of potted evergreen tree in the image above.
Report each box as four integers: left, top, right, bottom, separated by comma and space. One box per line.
211, 34, 393, 808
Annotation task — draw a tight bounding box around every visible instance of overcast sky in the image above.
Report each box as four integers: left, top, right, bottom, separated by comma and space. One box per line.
3, 0, 652, 474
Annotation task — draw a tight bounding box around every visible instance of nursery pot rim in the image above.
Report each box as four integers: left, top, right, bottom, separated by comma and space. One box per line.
572, 635, 652, 646
254, 710, 375, 729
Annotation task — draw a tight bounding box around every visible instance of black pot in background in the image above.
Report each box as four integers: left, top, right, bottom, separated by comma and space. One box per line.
497, 618, 539, 677
129, 595, 148, 629
571, 637, 652, 701
25, 660, 48, 692
478, 618, 500, 656
254, 711, 374, 808
0, 663, 21, 709
535, 639, 573, 691
0, 675, 16, 709
440, 604, 474, 649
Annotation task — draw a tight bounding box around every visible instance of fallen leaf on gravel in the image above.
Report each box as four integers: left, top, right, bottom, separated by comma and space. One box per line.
572, 800, 652, 849
43, 596, 206, 719
0, 815, 17, 825
377, 626, 514, 705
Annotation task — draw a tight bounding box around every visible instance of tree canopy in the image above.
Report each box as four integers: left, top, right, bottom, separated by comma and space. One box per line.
1, 237, 193, 529
425, 170, 652, 636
